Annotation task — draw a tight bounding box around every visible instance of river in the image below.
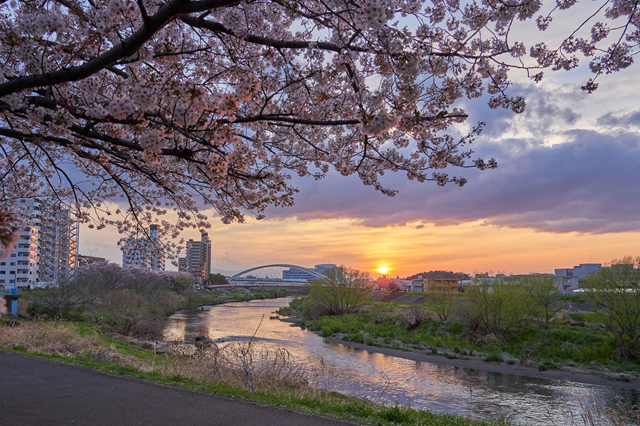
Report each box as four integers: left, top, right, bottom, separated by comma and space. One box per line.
164, 298, 639, 425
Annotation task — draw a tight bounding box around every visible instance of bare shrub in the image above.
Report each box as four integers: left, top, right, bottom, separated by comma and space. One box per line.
2, 321, 325, 398
402, 307, 430, 330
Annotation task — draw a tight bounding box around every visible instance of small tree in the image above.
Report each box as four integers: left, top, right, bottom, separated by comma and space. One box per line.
208, 273, 227, 285
426, 292, 457, 321
462, 278, 528, 337
520, 276, 562, 329
30, 280, 94, 320
170, 274, 193, 296
581, 257, 640, 361
309, 267, 370, 316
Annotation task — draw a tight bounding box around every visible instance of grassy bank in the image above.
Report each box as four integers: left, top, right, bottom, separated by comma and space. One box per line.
0, 320, 499, 426
182, 288, 290, 310
287, 301, 640, 375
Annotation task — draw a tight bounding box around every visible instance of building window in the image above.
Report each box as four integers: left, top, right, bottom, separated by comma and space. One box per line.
0, 262, 4, 266
0, 271, 4, 274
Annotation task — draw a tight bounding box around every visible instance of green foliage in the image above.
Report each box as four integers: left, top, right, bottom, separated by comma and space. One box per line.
506, 360, 516, 365
538, 360, 557, 371
309, 267, 369, 316
520, 276, 562, 329
483, 351, 504, 363
581, 257, 640, 361
207, 273, 227, 285
379, 405, 412, 423
170, 274, 193, 296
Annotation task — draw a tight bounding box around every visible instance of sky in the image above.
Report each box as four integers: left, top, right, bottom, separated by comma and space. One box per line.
79, 6, 640, 278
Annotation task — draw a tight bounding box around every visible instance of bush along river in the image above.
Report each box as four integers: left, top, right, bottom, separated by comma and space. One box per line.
164, 298, 639, 426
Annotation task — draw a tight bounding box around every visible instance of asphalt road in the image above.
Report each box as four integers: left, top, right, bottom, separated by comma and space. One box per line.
0, 350, 355, 426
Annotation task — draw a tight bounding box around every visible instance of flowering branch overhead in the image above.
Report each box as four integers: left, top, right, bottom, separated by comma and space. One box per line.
0, 0, 637, 249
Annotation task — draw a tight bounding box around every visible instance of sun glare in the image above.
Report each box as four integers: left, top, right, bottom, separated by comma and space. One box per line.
378, 267, 389, 274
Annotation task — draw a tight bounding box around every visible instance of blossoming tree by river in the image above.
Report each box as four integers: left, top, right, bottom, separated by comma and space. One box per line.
0, 0, 637, 245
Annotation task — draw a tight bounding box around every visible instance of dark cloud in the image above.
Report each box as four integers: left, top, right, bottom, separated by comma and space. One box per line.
265, 128, 640, 234
597, 110, 640, 128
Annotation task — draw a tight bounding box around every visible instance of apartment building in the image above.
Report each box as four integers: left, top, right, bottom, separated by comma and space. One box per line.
122, 225, 165, 271
0, 198, 78, 289
424, 278, 460, 292
183, 231, 211, 281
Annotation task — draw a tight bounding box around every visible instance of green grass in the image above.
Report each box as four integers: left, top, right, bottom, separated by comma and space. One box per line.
0, 340, 500, 426
483, 352, 504, 363
297, 305, 640, 372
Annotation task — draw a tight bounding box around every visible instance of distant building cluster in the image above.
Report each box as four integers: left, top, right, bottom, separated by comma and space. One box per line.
554, 263, 602, 294
0, 198, 78, 289
122, 225, 165, 271
282, 264, 336, 281
178, 231, 211, 282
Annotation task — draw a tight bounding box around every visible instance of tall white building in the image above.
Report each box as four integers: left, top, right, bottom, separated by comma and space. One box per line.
183, 231, 211, 281
122, 225, 165, 270
0, 198, 78, 289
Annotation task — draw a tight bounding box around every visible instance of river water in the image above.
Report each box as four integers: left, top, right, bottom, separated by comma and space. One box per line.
164, 298, 639, 425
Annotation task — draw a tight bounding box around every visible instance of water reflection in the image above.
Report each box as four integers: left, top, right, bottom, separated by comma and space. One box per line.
164, 298, 639, 425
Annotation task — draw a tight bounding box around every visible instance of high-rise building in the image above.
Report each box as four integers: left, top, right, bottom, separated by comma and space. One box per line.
0, 198, 78, 289
122, 225, 165, 270
184, 231, 211, 280
178, 257, 187, 273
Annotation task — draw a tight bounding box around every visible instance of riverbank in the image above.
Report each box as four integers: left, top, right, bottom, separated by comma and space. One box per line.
0, 320, 501, 426
279, 317, 639, 390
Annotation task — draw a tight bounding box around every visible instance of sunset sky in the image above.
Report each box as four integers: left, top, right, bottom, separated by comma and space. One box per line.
79, 6, 640, 278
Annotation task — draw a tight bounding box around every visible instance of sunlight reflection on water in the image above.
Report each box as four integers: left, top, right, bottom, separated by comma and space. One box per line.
164, 298, 639, 425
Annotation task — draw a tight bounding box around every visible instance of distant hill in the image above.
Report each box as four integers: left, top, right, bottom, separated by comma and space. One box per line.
405, 270, 471, 280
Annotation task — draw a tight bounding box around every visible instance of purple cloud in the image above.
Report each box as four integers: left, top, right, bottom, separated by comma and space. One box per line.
265, 124, 640, 234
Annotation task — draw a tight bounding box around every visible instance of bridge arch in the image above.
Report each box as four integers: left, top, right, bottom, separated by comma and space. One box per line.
230, 264, 325, 280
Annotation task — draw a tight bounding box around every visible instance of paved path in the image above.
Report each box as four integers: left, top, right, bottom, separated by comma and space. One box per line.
0, 351, 355, 426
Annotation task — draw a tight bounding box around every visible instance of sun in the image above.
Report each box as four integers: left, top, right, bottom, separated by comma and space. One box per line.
378, 267, 389, 274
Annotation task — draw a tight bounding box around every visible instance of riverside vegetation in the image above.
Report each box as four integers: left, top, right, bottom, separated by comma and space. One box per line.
279, 261, 640, 377
0, 318, 505, 426
2, 320, 638, 426
18, 261, 289, 339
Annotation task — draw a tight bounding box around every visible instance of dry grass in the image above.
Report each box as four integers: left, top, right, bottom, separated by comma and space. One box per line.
3, 322, 638, 426
161, 341, 311, 393
0, 321, 100, 354
0, 321, 321, 397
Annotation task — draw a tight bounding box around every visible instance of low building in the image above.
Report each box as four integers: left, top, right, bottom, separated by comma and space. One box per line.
424, 278, 460, 292
410, 276, 424, 292
77, 254, 106, 267
555, 263, 601, 295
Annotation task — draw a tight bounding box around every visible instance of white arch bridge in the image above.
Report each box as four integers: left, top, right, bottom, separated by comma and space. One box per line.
214, 264, 326, 288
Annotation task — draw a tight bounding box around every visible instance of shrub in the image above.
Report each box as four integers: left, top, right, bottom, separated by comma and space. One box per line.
538, 360, 558, 371
507, 359, 516, 365
483, 351, 504, 363
321, 326, 332, 337
402, 307, 430, 330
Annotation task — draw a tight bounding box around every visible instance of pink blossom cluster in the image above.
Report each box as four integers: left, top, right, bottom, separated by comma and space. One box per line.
0, 0, 637, 248
0, 209, 21, 259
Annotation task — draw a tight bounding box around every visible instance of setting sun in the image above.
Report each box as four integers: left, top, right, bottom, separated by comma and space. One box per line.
377, 267, 389, 274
